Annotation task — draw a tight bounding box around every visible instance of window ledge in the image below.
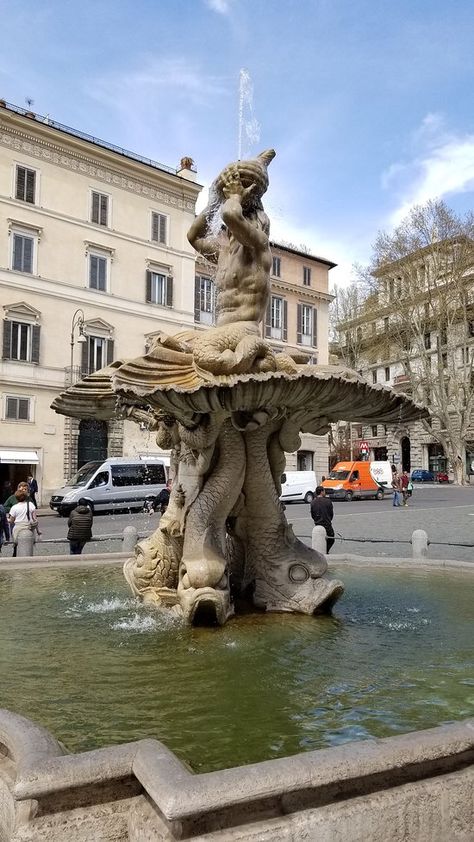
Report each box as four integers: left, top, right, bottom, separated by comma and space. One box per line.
84, 241, 116, 260
7, 218, 43, 241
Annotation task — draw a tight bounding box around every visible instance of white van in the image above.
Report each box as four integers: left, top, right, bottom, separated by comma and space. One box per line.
50, 455, 170, 516
279, 471, 317, 504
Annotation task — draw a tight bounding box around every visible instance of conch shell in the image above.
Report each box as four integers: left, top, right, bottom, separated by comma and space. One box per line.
213, 149, 276, 200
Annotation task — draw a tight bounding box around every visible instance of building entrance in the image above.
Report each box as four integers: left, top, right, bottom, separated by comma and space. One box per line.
77, 420, 108, 468
427, 443, 447, 474
401, 436, 411, 472
297, 450, 314, 471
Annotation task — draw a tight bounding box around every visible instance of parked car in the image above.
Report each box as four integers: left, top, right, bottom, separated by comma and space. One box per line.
410, 469, 435, 483
436, 471, 449, 483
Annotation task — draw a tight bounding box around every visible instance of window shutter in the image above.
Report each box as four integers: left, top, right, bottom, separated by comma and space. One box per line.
18, 398, 29, 421
265, 298, 272, 338
26, 170, 35, 203
100, 194, 108, 226
151, 213, 159, 242
81, 339, 89, 376
91, 193, 100, 223
146, 270, 152, 303
89, 256, 97, 288
31, 325, 40, 363
23, 237, 33, 273
166, 276, 173, 307
159, 215, 167, 244
2, 320, 12, 359
16, 167, 26, 200
12, 235, 21, 271
194, 276, 201, 322
282, 299, 288, 341
98, 257, 106, 290
312, 307, 318, 347
297, 303, 303, 344
107, 339, 114, 365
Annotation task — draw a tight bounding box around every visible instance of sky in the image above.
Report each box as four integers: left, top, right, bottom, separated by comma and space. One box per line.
2, 0, 474, 284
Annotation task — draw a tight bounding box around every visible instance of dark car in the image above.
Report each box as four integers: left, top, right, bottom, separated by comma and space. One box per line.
411, 469, 435, 483
436, 471, 449, 483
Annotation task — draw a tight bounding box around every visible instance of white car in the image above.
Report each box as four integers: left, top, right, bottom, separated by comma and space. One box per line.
279, 471, 317, 504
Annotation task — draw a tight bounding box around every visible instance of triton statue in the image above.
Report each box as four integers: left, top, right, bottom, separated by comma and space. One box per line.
52, 149, 427, 625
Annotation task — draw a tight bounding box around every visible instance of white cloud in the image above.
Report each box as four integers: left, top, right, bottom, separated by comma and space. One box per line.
204, 0, 235, 14
384, 115, 474, 225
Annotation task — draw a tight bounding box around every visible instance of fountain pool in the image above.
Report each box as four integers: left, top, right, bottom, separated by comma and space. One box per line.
1, 563, 472, 773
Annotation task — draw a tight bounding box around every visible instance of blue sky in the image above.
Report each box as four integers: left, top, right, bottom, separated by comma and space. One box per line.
2, 0, 474, 283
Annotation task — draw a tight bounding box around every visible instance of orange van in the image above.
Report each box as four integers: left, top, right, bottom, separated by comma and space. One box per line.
322, 461, 392, 501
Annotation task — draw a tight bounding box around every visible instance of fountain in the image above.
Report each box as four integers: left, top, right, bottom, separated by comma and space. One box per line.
52, 148, 426, 625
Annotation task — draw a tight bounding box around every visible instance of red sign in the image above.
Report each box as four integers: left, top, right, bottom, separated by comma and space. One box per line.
359, 441, 369, 451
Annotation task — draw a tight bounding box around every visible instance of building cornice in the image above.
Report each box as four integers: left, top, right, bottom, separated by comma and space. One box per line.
0, 120, 200, 213
270, 277, 334, 303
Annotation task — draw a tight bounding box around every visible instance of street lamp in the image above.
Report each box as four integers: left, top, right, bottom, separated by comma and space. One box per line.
70, 308, 87, 383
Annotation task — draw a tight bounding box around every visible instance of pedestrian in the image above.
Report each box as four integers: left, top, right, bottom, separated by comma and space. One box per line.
150, 479, 172, 515
8, 490, 41, 557
67, 498, 93, 555
4, 482, 29, 514
391, 469, 402, 507
310, 485, 335, 553
27, 475, 38, 508
0, 503, 9, 553
1, 480, 12, 504
401, 470, 410, 506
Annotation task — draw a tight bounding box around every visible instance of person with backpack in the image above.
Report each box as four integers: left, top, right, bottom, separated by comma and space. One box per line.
8, 490, 41, 557
67, 499, 93, 555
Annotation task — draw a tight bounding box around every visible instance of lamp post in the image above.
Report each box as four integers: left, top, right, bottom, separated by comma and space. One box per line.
70, 308, 87, 383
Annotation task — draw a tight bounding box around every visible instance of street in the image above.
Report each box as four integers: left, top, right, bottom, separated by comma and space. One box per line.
3, 483, 472, 562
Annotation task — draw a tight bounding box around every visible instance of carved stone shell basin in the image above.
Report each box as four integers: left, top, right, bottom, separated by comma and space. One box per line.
52, 347, 428, 430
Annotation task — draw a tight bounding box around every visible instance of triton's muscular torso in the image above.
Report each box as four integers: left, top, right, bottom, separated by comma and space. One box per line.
215, 230, 271, 327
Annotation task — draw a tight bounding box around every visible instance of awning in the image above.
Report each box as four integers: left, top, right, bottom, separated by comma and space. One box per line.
0, 450, 39, 464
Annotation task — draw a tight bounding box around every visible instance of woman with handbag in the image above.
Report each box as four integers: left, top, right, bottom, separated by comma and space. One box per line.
7, 490, 41, 557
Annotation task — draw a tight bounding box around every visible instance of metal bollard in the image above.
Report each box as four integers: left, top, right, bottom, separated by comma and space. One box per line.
16, 528, 35, 558
312, 525, 327, 555
122, 525, 138, 554
412, 529, 428, 559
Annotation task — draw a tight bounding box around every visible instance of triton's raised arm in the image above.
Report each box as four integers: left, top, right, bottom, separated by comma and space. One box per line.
187, 208, 221, 263
220, 167, 269, 252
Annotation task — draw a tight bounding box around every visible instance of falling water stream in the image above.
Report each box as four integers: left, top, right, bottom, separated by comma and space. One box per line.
0, 565, 472, 773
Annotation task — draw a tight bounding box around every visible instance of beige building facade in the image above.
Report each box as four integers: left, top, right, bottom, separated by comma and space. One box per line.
195, 242, 336, 479
0, 101, 201, 502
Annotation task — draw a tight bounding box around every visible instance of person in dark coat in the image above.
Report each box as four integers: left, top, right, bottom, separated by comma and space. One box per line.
0, 503, 9, 553
151, 480, 172, 515
27, 475, 38, 508
310, 486, 335, 553
67, 498, 93, 555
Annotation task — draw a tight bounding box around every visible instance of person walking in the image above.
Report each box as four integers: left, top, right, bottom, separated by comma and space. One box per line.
310, 485, 335, 553
391, 470, 402, 507
0, 503, 9, 553
8, 490, 41, 557
27, 475, 38, 508
4, 482, 29, 514
67, 499, 93, 555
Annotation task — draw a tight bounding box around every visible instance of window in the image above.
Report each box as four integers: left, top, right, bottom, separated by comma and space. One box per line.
442, 352, 448, 371
384, 317, 389, 333
111, 463, 165, 487
91, 192, 109, 226
89, 254, 107, 291
371, 322, 376, 335
265, 295, 287, 341
439, 328, 447, 347
272, 256, 281, 277
424, 332, 431, 350
2, 320, 40, 363
303, 266, 311, 286
356, 326, 362, 342
15, 166, 36, 203
151, 212, 168, 245
146, 270, 173, 307
384, 366, 390, 381
82, 335, 113, 375
12, 233, 33, 273
371, 425, 378, 438
461, 347, 471, 365
298, 303, 317, 347
5, 395, 31, 421
389, 279, 394, 299
372, 370, 377, 384
194, 275, 215, 325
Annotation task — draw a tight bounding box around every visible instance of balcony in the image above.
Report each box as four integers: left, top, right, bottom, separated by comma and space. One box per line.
392, 373, 412, 393
64, 366, 83, 386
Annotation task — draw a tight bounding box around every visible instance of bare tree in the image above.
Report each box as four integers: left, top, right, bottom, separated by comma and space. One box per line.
329, 279, 375, 368
358, 200, 474, 484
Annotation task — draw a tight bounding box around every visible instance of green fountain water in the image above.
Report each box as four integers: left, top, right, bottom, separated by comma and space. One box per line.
1, 565, 472, 773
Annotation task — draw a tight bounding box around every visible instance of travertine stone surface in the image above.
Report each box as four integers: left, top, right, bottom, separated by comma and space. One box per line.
1, 709, 473, 841
52, 149, 428, 625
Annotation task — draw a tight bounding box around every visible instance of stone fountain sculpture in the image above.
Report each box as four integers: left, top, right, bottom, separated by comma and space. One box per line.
52, 149, 427, 625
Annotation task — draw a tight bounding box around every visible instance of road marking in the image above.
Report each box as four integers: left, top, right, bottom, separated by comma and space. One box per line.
289, 504, 474, 520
